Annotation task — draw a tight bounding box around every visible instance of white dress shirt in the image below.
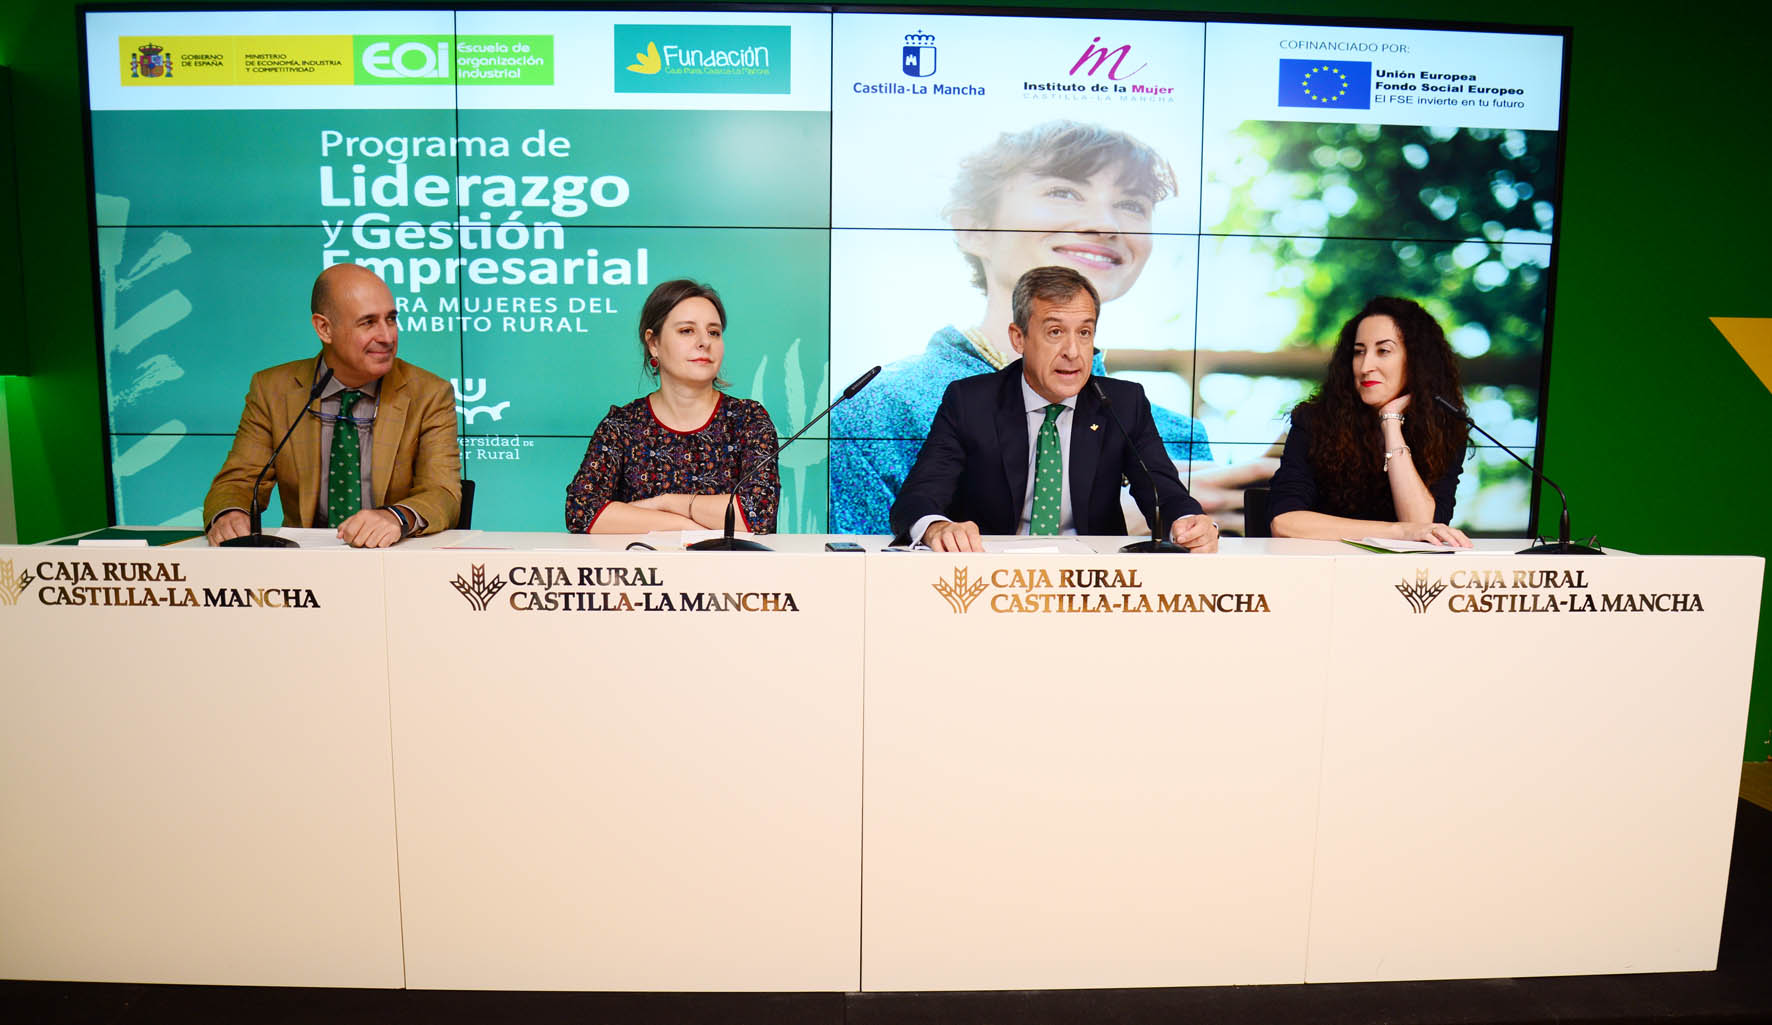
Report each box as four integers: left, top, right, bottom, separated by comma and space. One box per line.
909, 376, 1078, 545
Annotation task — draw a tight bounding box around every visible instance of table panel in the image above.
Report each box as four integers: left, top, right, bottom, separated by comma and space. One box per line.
862, 553, 1335, 990
382, 550, 864, 991
0, 547, 404, 986
1308, 555, 1764, 981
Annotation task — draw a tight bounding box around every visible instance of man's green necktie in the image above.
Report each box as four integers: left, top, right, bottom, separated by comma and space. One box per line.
1030, 403, 1064, 535
328, 390, 363, 527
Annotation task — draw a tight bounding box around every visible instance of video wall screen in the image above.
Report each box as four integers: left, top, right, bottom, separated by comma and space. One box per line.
84, 7, 1566, 534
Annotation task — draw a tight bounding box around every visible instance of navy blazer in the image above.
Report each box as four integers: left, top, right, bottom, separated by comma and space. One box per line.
889, 361, 1202, 543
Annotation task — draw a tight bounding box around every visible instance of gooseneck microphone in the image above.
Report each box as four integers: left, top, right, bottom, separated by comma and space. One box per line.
1089, 379, 1187, 554
221, 367, 335, 549
686, 365, 882, 552
1433, 394, 1602, 555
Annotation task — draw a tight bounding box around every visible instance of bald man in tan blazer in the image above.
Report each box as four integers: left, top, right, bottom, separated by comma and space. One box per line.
204, 265, 460, 547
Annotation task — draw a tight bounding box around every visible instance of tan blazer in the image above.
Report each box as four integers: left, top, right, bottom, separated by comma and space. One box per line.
203, 356, 461, 533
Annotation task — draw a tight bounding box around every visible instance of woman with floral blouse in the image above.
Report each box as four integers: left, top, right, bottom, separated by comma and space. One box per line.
565, 280, 780, 534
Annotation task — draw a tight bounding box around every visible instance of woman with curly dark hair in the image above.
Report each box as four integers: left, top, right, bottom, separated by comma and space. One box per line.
1270, 297, 1471, 546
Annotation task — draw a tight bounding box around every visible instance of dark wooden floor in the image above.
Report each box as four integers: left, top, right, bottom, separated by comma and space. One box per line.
7, 798, 1771, 1025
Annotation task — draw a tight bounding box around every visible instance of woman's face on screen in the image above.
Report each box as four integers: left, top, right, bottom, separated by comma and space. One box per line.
645, 296, 724, 388
955, 167, 1154, 303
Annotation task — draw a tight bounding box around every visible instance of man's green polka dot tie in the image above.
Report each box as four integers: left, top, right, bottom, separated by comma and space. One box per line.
1030, 403, 1064, 535
328, 390, 363, 527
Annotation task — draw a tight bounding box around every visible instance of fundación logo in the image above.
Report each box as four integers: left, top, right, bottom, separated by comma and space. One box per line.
0, 559, 34, 607
614, 24, 791, 94
902, 31, 937, 78
1278, 59, 1373, 109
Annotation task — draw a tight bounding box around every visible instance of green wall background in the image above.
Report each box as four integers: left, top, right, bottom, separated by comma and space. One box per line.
5, 1, 1769, 759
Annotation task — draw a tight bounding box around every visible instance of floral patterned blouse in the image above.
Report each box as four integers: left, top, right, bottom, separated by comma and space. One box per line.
565, 394, 780, 533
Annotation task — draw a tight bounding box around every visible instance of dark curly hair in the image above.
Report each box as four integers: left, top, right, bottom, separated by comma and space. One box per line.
1293, 297, 1467, 519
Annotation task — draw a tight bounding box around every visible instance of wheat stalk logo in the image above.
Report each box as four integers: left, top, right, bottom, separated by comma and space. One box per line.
933, 566, 988, 614
1395, 570, 1447, 614
451, 564, 506, 612
0, 559, 33, 607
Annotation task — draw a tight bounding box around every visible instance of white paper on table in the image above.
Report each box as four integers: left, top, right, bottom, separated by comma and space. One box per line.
270, 527, 350, 549
984, 537, 1095, 554
1345, 536, 1462, 554
77, 538, 149, 548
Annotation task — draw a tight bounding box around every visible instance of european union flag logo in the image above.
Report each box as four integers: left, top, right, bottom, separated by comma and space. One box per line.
1277, 59, 1371, 109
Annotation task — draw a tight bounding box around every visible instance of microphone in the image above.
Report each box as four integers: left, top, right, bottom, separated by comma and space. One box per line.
1090, 379, 1187, 554
1433, 394, 1601, 555
221, 367, 334, 549
686, 366, 882, 552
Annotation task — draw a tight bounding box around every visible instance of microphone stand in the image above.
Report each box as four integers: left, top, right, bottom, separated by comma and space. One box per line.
1434, 395, 1602, 555
687, 366, 882, 552
221, 368, 334, 548
1090, 380, 1186, 553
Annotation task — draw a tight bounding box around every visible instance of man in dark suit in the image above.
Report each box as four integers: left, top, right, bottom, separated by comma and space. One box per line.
890, 266, 1219, 553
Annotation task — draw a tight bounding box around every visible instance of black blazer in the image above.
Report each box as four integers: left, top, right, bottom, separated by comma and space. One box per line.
889, 361, 1201, 543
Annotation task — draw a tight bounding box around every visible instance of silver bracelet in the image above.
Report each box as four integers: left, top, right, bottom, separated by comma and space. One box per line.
1383, 445, 1410, 472
1380, 412, 1406, 423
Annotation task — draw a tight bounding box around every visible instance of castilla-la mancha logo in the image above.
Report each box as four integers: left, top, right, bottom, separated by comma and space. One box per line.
0, 559, 33, 607
1396, 570, 1447, 614
933, 566, 987, 613
452, 564, 506, 611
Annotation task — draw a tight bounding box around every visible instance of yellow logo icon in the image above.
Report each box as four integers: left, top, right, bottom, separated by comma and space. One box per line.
0, 559, 33, 607
626, 41, 662, 74
933, 566, 987, 614
1713, 317, 1772, 396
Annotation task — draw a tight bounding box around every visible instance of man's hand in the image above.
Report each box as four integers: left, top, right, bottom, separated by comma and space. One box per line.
206, 510, 250, 546
337, 508, 405, 548
923, 520, 984, 553
1169, 513, 1220, 553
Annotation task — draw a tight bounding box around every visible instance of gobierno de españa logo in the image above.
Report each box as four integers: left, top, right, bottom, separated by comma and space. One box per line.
118, 34, 552, 86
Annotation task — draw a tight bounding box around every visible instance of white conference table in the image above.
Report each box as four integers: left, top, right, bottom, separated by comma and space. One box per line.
0, 533, 1759, 992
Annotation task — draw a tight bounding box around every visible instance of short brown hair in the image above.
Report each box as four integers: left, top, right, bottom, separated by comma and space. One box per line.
1011, 266, 1101, 335
946, 121, 1176, 292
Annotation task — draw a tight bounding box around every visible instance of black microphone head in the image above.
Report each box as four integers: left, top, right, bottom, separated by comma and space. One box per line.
1433, 394, 1460, 415
309, 367, 336, 399
841, 365, 882, 402
1088, 378, 1111, 404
